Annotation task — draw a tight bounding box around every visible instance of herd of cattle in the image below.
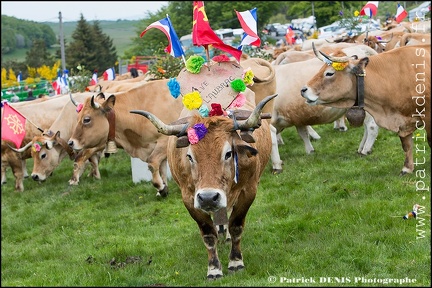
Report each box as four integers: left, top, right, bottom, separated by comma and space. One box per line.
1, 20, 430, 279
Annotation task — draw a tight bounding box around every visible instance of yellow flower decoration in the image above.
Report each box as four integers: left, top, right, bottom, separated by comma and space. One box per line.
354, 10, 359, 17
331, 62, 348, 71
182, 91, 203, 110
243, 68, 254, 86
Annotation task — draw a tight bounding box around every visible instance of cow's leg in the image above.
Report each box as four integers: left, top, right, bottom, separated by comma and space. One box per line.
333, 116, 348, 131
22, 159, 29, 178
296, 126, 315, 154
227, 189, 255, 273
306, 125, 321, 140
1, 161, 7, 185
10, 162, 24, 192
188, 207, 222, 279
358, 112, 379, 155
147, 138, 169, 197
87, 153, 101, 179
276, 133, 284, 145
400, 134, 414, 175
270, 125, 283, 174
69, 151, 90, 185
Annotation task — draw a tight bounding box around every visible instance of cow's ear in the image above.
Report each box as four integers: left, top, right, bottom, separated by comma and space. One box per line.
237, 144, 258, 158
102, 95, 116, 111
350, 57, 369, 75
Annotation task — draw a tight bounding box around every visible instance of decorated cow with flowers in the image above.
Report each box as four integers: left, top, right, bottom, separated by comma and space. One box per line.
131, 54, 276, 279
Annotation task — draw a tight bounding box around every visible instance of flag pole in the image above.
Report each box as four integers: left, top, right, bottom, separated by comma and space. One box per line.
205, 45, 211, 71
9, 104, 44, 133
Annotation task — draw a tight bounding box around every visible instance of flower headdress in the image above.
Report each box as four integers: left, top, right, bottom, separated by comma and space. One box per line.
166, 54, 255, 119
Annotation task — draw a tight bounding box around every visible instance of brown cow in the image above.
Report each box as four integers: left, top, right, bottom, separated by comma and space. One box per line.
2, 95, 73, 191
68, 79, 184, 197
131, 60, 275, 279
301, 44, 431, 175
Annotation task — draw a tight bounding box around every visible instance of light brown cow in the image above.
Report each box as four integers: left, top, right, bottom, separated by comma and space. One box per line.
131, 60, 275, 279
2, 95, 73, 191
301, 44, 431, 175
272, 44, 380, 156
11, 92, 103, 185
68, 79, 184, 197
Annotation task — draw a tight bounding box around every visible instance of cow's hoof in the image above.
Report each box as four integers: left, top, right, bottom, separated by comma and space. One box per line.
272, 169, 282, 175
156, 186, 169, 197
68, 180, 79, 185
228, 265, 245, 273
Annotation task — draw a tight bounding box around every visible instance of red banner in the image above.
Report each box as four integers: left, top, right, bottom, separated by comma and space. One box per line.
192, 1, 242, 62
1, 102, 26, 148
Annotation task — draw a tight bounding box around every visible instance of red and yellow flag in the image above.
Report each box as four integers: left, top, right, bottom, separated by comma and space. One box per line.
1, 102, 26, 148
192, 1, 242, 62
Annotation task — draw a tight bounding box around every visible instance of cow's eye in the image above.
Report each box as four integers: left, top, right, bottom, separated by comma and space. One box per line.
225, 151, 232, 160
325, 71, 334, 77
40, 153, 47, 159
83, 117, 91, 124
186, 154, 193, 163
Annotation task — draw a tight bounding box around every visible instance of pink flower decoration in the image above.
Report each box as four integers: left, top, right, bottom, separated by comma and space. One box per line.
228, 93, 246, 108
76, 103, 83, 113
187, 127, 199, 144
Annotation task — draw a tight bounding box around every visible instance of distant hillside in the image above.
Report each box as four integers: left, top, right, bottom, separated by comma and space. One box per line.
2, 19, 141, 63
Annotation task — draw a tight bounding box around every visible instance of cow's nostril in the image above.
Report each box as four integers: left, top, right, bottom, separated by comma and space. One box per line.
301, 86, 307, 93
32, 175, 39, 181
67, 140, 73, 147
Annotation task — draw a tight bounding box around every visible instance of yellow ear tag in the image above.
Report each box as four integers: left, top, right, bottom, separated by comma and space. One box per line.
331, 62, 348, 71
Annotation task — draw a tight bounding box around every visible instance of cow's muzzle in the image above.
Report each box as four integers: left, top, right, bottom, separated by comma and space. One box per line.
195, 189, 227, 212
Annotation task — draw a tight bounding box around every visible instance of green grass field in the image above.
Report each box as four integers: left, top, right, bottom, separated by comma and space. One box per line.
1, 122, 430, 286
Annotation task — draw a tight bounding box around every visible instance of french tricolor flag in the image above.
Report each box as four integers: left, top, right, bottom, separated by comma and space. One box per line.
103, 67, 116, 81
90, 72, 98, 85
140, 15, 185, 58
395, 4, 408, 23
360, 1, 379, 18
235, 7, 261, 51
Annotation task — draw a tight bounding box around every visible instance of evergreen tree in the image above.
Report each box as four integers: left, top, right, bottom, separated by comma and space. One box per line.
65, 14, 98, 70
25, 38, 54, 69
91, 20, 118, 73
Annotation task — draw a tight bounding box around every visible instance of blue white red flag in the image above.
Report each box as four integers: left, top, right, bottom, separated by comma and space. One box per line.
235, 7, 261, 50
395, 4, 408, 23
90, 72, 98, 85
103, 67, 116, 81
140, 15, 185, 58
359, 1, 379, 18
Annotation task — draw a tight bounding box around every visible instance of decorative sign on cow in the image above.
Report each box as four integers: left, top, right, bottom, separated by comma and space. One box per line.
131, 54, 277, 279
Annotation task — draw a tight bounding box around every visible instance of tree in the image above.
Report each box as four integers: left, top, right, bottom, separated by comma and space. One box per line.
65, 14, 118, 74
91, 20, 118, 73
25, 39, 54, 69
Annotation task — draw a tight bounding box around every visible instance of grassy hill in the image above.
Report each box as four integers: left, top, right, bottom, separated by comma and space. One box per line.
2, 20, 141, 63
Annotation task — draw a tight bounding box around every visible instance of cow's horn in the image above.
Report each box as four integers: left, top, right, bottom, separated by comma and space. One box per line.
319, 50, 350, 63
91, 95, 100, 109
7, 141, 33, 153
130, 110, 187, 136
237, 94, 278, 130
378, 32, 393, 43
70, 92, 78, 107
312, 42, 327, 63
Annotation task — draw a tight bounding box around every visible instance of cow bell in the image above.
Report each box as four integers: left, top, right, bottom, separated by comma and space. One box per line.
346, 106, 366, 127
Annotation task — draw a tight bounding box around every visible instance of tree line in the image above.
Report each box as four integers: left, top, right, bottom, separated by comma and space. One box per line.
0, 1, 415, 81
